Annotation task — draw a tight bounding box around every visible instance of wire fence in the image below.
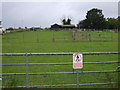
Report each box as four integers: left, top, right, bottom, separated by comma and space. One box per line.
3, 31, 118, 43
1, 52, 120, 88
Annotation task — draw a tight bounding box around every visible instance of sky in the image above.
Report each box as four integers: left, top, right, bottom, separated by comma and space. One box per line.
1, 1, 119, 28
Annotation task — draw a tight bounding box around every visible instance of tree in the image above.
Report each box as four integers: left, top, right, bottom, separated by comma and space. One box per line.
0, 21, 1, 25
25, 27, 27, 29
105, 18, 120, 30
118, 16, 120, 31
118, 16, 120, 22
62, 18, 71, 25
62, 19, 66, 25
78, 19, 87, 29
80, 8, 106, 30
66, 18, 71, 25
6, 27, 14, 30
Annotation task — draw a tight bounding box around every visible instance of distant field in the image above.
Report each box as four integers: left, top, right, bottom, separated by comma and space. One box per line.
2, 30, 119, 88
2, 30, 118, 53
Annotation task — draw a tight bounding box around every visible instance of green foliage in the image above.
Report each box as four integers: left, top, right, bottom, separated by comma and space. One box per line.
118, 16, 120, 22
79, 8, 106, 30
78, 8, 120, 31
62, 18, 71, 25
106, 18, 120, 30
6, 27, 14, 30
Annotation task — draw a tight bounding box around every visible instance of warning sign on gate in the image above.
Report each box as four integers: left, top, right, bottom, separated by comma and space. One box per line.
73, 54, 83, 69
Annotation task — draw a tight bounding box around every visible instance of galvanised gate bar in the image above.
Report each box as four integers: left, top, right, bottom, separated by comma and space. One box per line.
1, 52, 120, 88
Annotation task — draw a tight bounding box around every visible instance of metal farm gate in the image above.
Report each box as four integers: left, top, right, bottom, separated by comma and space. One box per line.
0, 52, 120, 88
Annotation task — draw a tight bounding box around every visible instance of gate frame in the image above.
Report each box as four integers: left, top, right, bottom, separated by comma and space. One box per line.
1, 52, 120, 88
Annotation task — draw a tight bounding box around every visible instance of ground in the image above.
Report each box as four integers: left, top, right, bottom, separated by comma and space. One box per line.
2, 30, 119, 88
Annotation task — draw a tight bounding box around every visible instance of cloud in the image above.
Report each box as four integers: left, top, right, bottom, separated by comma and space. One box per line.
2, 2, 118, 28
0, 3, 2, 21
118, 1, 120, 16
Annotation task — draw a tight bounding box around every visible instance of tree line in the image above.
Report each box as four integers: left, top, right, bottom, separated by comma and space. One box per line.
6, 8, 120, 31
77, 8, 120, 31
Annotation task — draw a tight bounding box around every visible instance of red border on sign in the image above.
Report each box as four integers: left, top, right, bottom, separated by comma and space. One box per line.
74, 54, 82, 62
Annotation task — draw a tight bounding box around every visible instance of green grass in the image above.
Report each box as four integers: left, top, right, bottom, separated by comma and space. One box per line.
2, 30, 119, 88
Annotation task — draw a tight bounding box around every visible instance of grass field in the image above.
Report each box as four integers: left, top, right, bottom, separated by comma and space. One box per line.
2, 30, 119, 88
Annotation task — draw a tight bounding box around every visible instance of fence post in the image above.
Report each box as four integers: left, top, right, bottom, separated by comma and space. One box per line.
76, 70, 79, 88
52, 33, 55, 42
23, 33, 24, 42
26, 53, 29, 88
37, 32, 39, 43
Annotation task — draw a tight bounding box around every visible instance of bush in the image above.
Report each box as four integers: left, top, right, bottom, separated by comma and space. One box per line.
6, 27, 14, 30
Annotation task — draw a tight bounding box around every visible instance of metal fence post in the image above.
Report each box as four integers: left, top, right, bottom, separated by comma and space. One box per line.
26, 53, 29, 88
76, 71, 79, 88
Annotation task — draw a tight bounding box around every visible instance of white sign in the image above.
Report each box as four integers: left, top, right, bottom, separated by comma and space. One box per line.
73, 54, 83, 69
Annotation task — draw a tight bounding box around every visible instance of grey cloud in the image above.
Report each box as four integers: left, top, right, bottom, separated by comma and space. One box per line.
2, 2, 118, 28
0, 3, 1, 28
118, 1, 120, 16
